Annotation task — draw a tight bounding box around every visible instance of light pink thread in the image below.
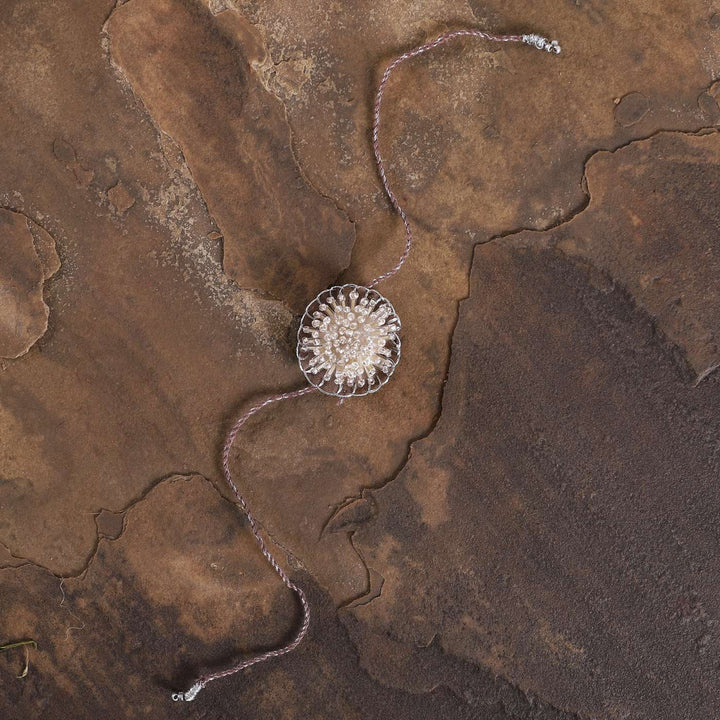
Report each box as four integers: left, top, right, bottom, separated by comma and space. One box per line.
367, 29, 526, 288
173, 385, 317, 701
173, 26, 559, 702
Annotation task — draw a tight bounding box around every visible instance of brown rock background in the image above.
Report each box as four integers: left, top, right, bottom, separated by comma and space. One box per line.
1, 0, 720, 718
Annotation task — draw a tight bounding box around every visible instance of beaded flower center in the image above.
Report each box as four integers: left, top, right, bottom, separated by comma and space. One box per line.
297, 285, 401, 397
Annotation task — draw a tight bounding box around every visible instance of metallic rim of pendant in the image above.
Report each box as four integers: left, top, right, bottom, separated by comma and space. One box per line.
296, 284, 402, 398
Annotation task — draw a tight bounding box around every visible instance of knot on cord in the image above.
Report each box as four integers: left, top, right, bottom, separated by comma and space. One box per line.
522, 34, 562, 53
171, 681, 204, 702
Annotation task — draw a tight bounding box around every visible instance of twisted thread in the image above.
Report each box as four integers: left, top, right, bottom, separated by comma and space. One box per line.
172, 386, 316, 702
367, 28, 561, 288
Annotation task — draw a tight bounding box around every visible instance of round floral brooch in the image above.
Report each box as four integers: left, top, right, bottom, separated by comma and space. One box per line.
296, 284, 401, 397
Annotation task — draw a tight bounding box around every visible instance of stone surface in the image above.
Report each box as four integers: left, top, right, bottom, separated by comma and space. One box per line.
1, 0, 720, 717
0, 475, 577, 719
546, 130, 720, 383
351, 155, 720, 718
0, 209, 59, 358
108, 0, 356, 311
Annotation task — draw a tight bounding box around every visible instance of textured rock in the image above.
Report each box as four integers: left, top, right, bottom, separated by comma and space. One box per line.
1, 0, 720, 716
0, 0, 299, 578
0, 475, 576, 719
0, 209, 59, 358
352, 212, 720, 719
545, 130, 720, 383
108, 0, 355, 311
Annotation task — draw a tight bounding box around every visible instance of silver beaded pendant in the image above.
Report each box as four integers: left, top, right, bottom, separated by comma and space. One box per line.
296, 284, 401, 397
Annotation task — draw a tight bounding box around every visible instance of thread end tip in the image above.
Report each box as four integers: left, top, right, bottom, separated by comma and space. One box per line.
171, 681, 204, 702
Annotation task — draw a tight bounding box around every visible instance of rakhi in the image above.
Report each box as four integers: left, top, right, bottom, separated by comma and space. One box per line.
172, 26, 561, 703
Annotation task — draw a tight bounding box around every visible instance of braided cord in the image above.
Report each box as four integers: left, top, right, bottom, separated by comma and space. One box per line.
367, 28, 561, 288
172, 386, 316, 702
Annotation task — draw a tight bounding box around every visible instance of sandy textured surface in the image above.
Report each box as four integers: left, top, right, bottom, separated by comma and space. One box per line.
2, 1, 720, 717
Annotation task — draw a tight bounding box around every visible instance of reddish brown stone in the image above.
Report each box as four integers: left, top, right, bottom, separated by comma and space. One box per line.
108, 0, 355, 311
106, 182, 136, 214
0, 475, 575, 719
0, 209, 59, 358
1, 0, 720, 716
614, 91, 650, 126
352, 217, 720, 719
534, 131, 720, 382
